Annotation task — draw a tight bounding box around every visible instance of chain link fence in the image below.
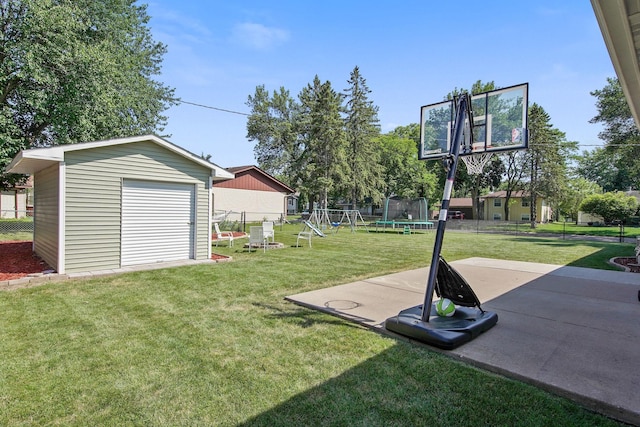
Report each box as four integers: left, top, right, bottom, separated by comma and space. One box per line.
0, 211, 34, 241
213, 210, 291, 233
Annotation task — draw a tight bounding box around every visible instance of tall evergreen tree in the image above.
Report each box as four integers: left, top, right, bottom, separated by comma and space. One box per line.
525, 103, 576, 226
342, 66, 383, 209
1, 0, 176, 188
297, 76, 348, 209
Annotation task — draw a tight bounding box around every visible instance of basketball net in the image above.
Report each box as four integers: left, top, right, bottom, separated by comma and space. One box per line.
460, 105, 493, 175
461, 152, 493, 175
460, 121, 493, 175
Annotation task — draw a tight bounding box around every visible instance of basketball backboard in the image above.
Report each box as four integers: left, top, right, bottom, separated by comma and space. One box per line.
419, 83, 528, 160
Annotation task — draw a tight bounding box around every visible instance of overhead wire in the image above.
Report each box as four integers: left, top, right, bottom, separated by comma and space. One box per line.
173, 99, 250, 116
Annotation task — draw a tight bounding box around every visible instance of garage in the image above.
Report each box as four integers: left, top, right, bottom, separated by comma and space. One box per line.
121, 180, 195, 266
5, 135, 234, 274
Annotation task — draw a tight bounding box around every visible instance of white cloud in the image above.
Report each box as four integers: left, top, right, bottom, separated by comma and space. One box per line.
232, 22, 289, 50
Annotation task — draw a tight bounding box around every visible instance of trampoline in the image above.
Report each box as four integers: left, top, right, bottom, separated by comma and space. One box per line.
376, 196, 434, 231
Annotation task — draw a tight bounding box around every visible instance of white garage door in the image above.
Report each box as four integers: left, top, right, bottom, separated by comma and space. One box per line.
121, 180, 195, 266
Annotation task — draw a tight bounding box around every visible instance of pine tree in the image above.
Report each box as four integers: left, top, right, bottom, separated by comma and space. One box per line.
297, 76, 348, 209
343, 66, 383, 209
525, 103, 576, 226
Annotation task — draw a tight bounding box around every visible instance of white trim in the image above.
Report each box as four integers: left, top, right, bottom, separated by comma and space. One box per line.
57, 162, 66, 274
192, 183, 198, 260
591, 0, 640, 129
5, 134, 235, 179
207, 176, 213, 259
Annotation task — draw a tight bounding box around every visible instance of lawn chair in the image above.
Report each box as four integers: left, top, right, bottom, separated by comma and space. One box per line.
296, 222, 313, 248
213, 222, 233, 247
262, 221, 275, 243
249, 226, 267, 252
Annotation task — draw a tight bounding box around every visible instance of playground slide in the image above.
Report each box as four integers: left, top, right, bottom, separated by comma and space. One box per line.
304, 220, 326, 237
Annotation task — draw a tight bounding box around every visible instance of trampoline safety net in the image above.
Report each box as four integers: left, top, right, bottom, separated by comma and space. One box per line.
383, 197, 429, 222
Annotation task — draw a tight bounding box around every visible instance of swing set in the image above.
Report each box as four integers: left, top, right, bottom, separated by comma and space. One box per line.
308, 208, 369, 233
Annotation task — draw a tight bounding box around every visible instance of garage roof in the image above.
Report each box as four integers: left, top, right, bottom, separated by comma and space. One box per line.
5, 134, 234, 180
592, 0, 640, 128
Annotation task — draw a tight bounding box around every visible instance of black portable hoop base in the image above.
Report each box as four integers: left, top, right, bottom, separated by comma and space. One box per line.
385, 94, 498, 350
385, 257, 498, 350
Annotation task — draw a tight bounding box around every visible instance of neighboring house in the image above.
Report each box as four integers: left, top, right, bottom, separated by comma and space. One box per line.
484, 191, 552, 222
5, 135, 234, 274
0, 176, 32, 218
212, 165, 294, 222
287, 193, 299, 215
431, 198, 478, 220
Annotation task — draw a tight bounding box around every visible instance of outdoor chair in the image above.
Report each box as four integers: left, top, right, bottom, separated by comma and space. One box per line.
296, 222, 313, 247
249, 226, 267, 252
262, 221, 275, 243
214, 222, 233, 247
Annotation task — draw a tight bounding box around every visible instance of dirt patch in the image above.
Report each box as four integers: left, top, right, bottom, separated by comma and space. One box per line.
0, 241, 53, 281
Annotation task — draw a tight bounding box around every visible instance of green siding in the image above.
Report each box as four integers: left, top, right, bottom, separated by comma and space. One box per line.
33, 164, 59, 270
63, 141, 211, 273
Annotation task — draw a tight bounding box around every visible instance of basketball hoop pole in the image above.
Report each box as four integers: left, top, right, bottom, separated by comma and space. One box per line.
420, 94, 469, 322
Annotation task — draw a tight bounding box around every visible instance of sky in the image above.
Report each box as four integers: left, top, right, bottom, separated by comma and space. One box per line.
145, 0, 615, 169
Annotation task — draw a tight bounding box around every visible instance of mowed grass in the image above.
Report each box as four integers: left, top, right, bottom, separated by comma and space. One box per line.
0, 225, 633, 426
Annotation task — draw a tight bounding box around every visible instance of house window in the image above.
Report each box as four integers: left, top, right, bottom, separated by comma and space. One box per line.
493, 213, 502, 220
521, 214, 530, 221
521, 198, 530, 207
493, 199, 501, 207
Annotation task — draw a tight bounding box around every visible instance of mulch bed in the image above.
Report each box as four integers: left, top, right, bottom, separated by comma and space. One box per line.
212, 231, 247, 240
0, 241, 53, 281
611, 257, 640, 273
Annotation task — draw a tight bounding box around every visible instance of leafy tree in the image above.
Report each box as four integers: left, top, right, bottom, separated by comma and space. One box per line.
389, 123, 420, 147
575, 147, 633, 192
500, 151, 528, 220
246, 85, 299, 184
583, 77, 640, 190
388, 122, 444, 200
296, 76, 348, 209
556, 177, 602, 223
343, 66, 383, 209
376, 133, 437, 199
1, 0, 176, 188
579, 192, 638, 224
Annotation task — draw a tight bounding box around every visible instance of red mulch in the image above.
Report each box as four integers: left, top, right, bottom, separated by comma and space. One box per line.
211, 253, 229, 260
212, 232, 247, 240
0, 241, 53, 281
612, 257, 640, 273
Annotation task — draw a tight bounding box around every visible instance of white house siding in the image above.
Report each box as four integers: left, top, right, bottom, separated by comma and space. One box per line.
63, 141, 211, 273
33, 163, 59, 270
0, 191, 16, 218
212, 187, 286, 222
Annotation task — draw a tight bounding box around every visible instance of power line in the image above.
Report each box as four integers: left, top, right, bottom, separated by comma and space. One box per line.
174, 99, 250, 116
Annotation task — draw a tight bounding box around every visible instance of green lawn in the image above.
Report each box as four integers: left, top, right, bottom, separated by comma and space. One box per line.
0, 225, 633, 426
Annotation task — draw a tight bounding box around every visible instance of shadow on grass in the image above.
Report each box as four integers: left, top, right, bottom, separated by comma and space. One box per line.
236, 343, 618, 427
252, 302, 367, 330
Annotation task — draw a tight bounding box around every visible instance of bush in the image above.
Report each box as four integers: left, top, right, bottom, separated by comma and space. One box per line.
579, 192, 638, 224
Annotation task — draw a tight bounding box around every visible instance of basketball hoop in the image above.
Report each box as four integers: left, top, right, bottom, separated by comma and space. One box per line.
461, 152, 493, 175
